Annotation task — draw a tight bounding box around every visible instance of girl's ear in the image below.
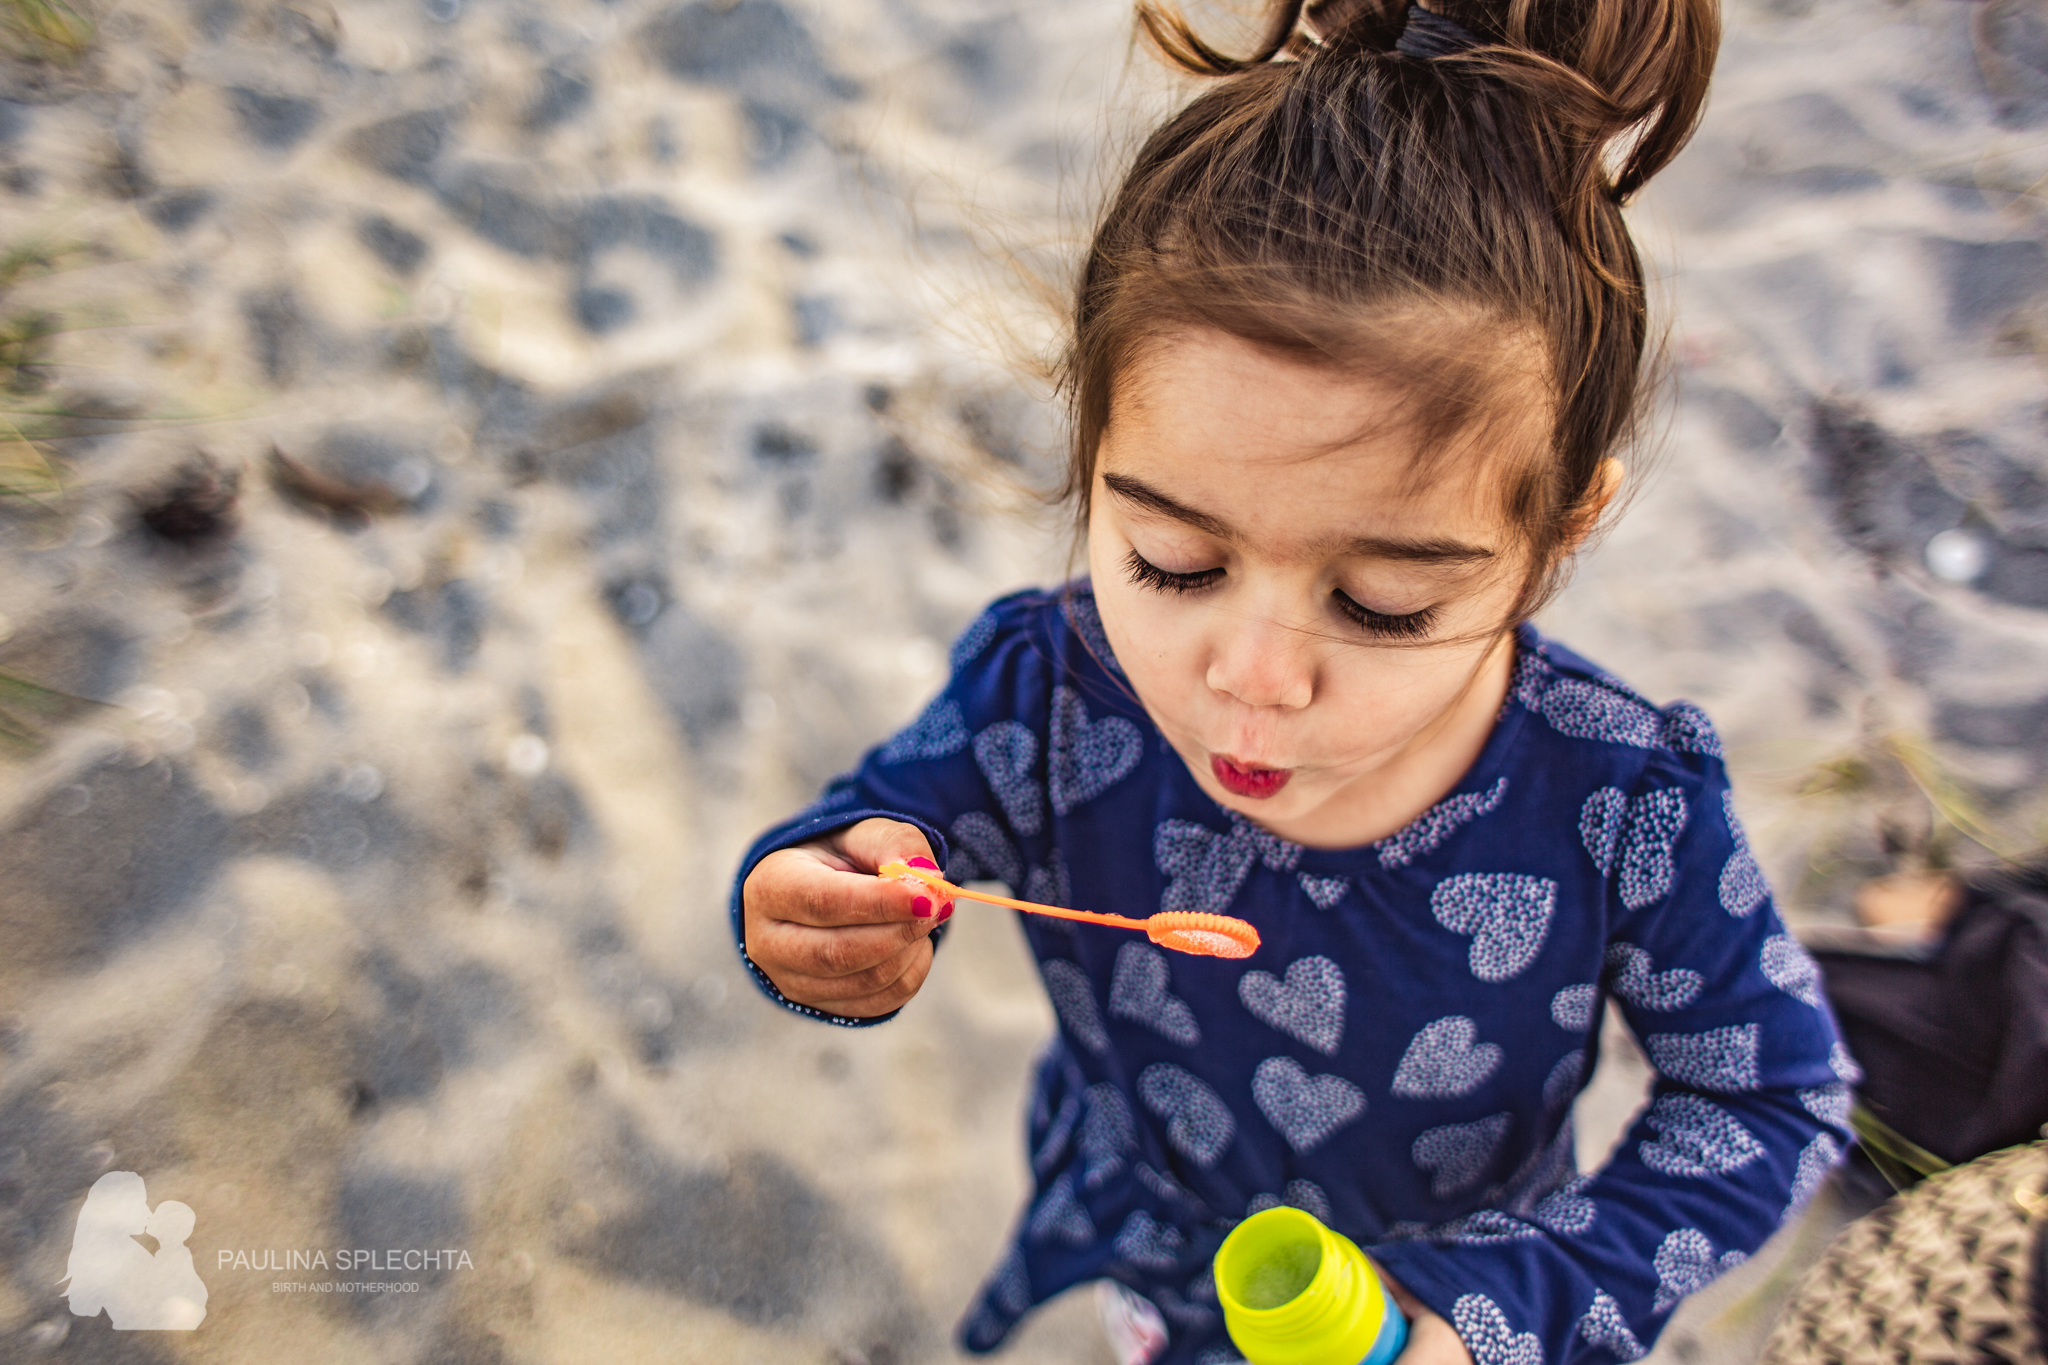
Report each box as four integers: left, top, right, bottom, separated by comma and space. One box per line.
1562, 459, 1625, 552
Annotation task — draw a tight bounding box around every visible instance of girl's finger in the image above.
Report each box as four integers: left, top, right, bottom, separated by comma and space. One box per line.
755, 915, 935, 981
765, 936, 934, 1014
747, 846, 946, 929
834, 817, 944, 877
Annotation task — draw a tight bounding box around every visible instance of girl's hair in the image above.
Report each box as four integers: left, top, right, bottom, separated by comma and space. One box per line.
1065, 0, 1720, 619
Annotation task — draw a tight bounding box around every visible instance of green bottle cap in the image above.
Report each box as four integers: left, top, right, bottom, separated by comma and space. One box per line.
1214, 1206, 1407, 1365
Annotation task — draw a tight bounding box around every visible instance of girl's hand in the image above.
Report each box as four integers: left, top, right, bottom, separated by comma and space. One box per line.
1383, 1272, 1475, 1365
741, 818, 953, 1018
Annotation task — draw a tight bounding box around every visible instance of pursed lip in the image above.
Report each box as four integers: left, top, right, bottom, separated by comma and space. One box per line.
1211, 753, 1291, 799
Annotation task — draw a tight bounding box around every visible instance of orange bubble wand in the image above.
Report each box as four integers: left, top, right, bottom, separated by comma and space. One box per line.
879, 860, 1261, 959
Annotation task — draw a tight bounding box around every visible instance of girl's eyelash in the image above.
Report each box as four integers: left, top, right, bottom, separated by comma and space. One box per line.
1333, 590, 1439, 639
1124, 549, 1435, 639
1123, 549, 1223, 594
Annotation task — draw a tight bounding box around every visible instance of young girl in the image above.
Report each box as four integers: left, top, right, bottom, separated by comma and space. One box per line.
734, 2, 1854, 1362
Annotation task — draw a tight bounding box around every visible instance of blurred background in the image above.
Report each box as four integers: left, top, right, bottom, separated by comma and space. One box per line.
3, 0, 2047, 1360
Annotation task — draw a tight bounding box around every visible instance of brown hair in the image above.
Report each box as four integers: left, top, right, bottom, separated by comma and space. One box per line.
1065, 0, 1720, 619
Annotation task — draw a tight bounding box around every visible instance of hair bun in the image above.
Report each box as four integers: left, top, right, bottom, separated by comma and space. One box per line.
1427, 0, 1721, 198
1141, 0, 1719, 201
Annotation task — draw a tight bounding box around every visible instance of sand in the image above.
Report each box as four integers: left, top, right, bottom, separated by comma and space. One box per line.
3, 0, 2045, 1360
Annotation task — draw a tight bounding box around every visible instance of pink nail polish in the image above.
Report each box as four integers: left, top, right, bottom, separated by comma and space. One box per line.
936, 902, 953, 923
913, 896, 933, 918
908, 855, 938, 870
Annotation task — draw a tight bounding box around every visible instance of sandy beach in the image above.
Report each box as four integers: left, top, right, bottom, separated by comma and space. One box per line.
3, 0, 2045, 1359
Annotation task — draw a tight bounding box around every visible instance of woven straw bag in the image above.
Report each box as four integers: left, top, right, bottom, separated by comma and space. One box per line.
1760, 1140, 2048, 1365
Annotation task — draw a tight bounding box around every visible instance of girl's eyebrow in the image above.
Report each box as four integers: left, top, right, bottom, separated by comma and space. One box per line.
1102, 472, 1234, 538
1101, 471, 1494, 565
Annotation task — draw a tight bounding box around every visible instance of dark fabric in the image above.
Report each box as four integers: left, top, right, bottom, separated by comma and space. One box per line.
1814, 872, 2048, 1167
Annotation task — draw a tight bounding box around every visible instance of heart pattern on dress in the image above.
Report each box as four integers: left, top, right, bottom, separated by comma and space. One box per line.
1719, 790, 1768, 917
1031, 1088, 1081, 1176
1027, 1172, 1096, 1246
1831, 1041, 1863, 1084
1136, 1161, 1203, 1210
1536, 678, 1664, 749
1376, 777, 1510, 869
1079, 1083, 1134, 1190
1799, 1082, 1851, 1128
1454, 1292, 1546, 1365
1252, 1057, 1366, 1153
1652, 1227, 1740, 1312
1431, 874, 1557, 982
991, 1246, 1030, 1313
1238, 955, 1346, 1056
1438, 1210, 1541, 1244
1579, 1288, 1646, 1362
1138, 1063, 1235, 1167
879, 695, 970, 763
1638, 1093, 1765, 1177
1392, 1016, 1503, 1098
1661, 701, 1724, 758
1233, 812, 1305, 871
1501, 1127, 1576, 1209
1785, 1132, 1841, 1219
1110, 942, 1201, 1046
1541, 1050, 1586, 1109
949, 811, 1021, 887
974, 721, 1044, 835
1048, 686, 1142, 815
1760, 934, 1821, 1006
960, 1245, 1031, 1351
1551, 983, 1597, 1033
1645, 1024, 1760, 1093
1604, 943, 1703, 1012
1298, 873, 1350, 910
1246, 1179, 1332, 1223
1533, 1174, 1597, 1235
1025, 849, 1073, 910
1060, 591, 1126, 677
1509, 645, 1554, 709
1155, 819, 1260, 917
1618, 788, 1690, 909
1112, 1208, 1185, 1270
1580, 787, 1627, 875
1412, 1113, 1511, 1196
1042, 959, 1108, 1055
950, 608, 1001, 671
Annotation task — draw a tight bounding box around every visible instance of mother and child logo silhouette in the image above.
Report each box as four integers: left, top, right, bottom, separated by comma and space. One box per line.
60, 1171, 208, 1330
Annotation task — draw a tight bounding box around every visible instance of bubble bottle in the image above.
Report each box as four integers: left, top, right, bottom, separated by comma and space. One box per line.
1213, 1205, 1410, 1365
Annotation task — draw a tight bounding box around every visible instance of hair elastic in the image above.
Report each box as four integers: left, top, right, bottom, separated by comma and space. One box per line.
1393, 4, 1481, 58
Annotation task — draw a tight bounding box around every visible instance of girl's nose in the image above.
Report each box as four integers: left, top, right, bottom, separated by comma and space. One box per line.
1205, 615, 1314, 710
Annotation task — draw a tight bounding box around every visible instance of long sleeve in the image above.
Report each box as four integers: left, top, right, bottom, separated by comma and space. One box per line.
1370, 752, 1854, 1365
728, 594, 1056, 1026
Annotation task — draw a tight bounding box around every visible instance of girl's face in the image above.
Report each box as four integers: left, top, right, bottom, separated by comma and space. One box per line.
1087, 328, 1549, 850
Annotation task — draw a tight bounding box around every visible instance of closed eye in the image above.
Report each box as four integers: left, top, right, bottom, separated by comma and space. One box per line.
1333, 590, 1438, 639
1123, 549, 1223, 594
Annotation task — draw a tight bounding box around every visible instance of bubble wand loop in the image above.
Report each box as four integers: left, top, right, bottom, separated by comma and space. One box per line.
878, 860, 1261, 959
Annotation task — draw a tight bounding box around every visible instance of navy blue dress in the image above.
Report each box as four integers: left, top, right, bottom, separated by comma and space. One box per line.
729, 586, 1854, 1365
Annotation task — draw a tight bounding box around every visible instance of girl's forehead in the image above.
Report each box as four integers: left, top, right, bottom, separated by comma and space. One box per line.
1104, 332, 1531, 550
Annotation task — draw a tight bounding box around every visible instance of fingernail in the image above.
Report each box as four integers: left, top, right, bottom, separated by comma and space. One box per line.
907, 856, 938, 871
936, 902, 953, 923
912, 896, 933, 918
